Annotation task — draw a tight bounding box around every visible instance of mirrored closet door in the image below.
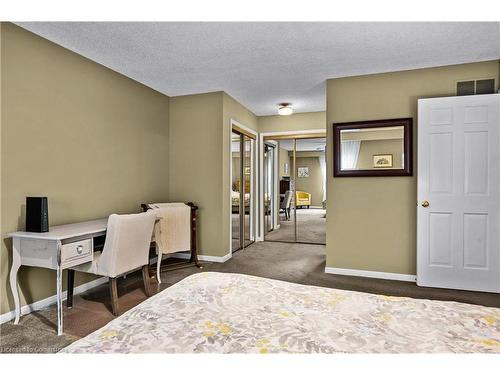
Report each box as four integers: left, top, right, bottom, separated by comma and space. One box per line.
231, 132, 242, 252
263, 135, 326, 245
231, 128, 255, 252
243, 135, 254, 247
264, 139, 296, 243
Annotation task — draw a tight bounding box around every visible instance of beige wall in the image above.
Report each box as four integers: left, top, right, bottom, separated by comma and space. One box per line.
292, 153, 324, 207
278, 143, 290, 179
1, 23, 170, 314
169, 92, 225, 257
223, 93, 259, 133
342, 128, 403, 141
272, 143, 290, 220
258, 111, 326, 133
326, 60, 500, 275
226, 93, 258, 189
231, 152, 240, 187
356, 139, 404, 170
169, 92, 258, 257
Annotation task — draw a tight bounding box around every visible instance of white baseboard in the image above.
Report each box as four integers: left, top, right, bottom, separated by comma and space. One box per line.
170, 251, 232, 263
0, 276, 108, 325
324, 267, 416, 282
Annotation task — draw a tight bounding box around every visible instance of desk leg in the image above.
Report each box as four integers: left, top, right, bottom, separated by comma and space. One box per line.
56, 240, 63, 336
10, 237, 21, 324
56, 265, 63, 335
156, 249, 163, 284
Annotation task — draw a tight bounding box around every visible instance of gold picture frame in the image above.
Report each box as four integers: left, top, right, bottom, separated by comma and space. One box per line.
373, 154, 393, 168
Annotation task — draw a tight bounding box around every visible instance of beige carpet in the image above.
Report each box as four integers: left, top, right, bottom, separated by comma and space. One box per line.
265, 208, 326, 243
231, 213, 253, 249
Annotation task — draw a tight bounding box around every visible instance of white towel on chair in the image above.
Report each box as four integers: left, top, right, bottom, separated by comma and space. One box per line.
148, 203, 191, 254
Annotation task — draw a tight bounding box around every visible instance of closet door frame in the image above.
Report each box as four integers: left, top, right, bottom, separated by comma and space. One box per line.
230, 119, 258, 254
262, 141, 279, 236
230, 130, 243, 252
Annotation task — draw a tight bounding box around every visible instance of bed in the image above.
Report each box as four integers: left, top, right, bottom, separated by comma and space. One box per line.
61, 272, 500, 353
232, 191, 270, 213
231, 190, 250, 206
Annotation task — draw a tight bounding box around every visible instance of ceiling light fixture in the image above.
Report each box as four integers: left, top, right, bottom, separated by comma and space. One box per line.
278, 103, 293, 116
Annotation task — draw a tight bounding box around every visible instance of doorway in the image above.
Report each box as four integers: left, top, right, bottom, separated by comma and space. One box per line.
231, 126, 256, 252
262, 134, 327, 244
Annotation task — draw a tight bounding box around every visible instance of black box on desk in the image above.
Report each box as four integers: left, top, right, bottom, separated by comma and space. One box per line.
26, 197, 49, 232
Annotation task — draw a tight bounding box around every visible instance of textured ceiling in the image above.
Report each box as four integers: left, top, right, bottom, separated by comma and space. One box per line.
16, 22, 500, 115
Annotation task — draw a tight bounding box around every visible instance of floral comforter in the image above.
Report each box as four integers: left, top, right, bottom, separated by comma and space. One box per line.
61, 272, 500, 353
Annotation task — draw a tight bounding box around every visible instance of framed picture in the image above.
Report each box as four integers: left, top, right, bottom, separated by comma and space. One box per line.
373, 154, 393, 168
297, 167, 309, 178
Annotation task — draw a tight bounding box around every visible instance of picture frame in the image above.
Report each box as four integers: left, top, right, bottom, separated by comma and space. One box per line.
297, 167, 309, 178
373, 154, 393, 168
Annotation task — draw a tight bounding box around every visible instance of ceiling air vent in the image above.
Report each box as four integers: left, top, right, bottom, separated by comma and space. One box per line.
457, 78, 496, 96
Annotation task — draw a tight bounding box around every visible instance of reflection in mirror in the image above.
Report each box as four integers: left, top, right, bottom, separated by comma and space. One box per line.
231, 130, 255, 251
334, 118, 412, 177
340, 126, 404, 171
243, 135, 253, 247
231, 132, 241, 252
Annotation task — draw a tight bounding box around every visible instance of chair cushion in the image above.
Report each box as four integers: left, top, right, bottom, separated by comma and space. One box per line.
70, 251, 107, 276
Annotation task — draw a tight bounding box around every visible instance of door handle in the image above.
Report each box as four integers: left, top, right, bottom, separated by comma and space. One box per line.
421, 201, 430, 208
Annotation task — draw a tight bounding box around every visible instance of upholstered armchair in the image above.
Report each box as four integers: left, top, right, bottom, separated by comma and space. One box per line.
67, 212, 156, 316
296, 191, 311, 208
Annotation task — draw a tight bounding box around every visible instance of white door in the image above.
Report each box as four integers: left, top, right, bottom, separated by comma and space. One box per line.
417, 94, 500, 293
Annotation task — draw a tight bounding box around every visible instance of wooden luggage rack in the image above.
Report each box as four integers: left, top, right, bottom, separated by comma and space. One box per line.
141, 202, 203, 275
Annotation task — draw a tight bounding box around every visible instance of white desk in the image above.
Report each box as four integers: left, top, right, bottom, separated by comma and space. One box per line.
9, 219, 108, 335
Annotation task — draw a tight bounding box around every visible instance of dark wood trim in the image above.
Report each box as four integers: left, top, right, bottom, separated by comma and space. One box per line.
187, 202, 201, 268
333, 118, 413, 177
66, 269, 75, 308
109, 277, 119, 316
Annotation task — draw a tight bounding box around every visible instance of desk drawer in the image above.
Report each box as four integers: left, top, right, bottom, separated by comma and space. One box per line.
61, 239, 92, 266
